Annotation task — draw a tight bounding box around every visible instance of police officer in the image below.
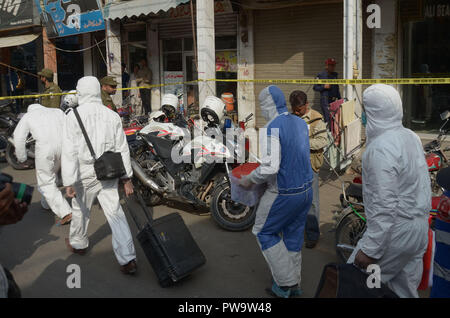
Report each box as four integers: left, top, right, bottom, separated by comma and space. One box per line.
313, 58, 341, 123
38, 68, 62, 108
100, 76, 118, 113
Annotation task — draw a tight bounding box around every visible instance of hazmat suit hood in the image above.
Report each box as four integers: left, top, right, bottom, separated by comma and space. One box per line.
27, 104, 45, 112
76, 76, 102, 106
258, 86, 288, 123
363, 84, 403, 142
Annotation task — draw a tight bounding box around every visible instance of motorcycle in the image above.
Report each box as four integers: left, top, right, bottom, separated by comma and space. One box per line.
424, 110, 450, 196
128, 104, 256, 231
0, 101, 35, 170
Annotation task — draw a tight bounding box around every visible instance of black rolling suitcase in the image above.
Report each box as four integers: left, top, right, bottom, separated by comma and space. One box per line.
123, 191, 206, 287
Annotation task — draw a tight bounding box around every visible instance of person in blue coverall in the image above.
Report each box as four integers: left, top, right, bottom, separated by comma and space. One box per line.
313, 58, 341, 123
239, 85, 313, 298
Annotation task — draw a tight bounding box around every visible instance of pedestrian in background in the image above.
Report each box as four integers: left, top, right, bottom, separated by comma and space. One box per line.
136, 58, 152, 115
38, 68, 62, 108
100, 76, 118, 113
290, 90, 328, 249
313, 58, 341, 123
129, 64, 143, 115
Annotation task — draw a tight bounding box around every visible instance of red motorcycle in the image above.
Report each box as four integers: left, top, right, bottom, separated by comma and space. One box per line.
424, 111, 450, 195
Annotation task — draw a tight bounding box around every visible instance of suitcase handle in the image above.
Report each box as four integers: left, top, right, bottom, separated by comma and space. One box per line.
122, 184, 155, 231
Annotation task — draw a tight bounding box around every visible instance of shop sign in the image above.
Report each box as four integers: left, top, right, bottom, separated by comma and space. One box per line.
164, 71, 184, 95
35, 0, 105, 38
425, 1, 450, 18
216, 51, 237, 72
0, 1, 36, 30
167, 0, 233, 19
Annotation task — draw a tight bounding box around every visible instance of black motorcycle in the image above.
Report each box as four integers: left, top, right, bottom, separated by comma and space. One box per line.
127, 116, 256, 232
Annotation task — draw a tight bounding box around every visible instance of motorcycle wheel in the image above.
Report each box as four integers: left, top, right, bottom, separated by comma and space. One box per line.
210, 179, 256, 231
5, 143, 34, 170
335, 209, 366, 263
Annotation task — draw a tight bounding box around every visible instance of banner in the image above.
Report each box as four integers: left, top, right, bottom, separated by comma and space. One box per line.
35, 0, 105, 38
164, 71, 184, 95
216, 51, 238, 72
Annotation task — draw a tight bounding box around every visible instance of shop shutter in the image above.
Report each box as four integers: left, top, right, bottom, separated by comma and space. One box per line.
158, 12, 237, 39
253, 3, 344, 127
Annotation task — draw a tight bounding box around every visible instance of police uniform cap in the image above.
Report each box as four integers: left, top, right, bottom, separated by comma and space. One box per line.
38, 68, 54, 81
100, 76, 118, 86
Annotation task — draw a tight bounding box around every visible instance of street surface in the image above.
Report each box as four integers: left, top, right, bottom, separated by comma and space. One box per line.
0, 156, 433, 298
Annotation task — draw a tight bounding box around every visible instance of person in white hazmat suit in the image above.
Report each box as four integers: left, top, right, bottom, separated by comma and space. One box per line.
13, 104, 72, 225
239, 85, 313, 298
347, 84, 431, 298
61, 76, 137, 274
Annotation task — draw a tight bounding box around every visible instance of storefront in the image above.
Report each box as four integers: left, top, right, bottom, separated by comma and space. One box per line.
105, 0, 238, 116
401, 0, 450, 132
35, 0, 106, 90
252, 0, 373, 127
158, 1, 238, 116
0, 1, 42, 101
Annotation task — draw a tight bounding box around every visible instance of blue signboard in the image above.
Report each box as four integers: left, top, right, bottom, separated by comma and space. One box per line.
35, 0, 105, 38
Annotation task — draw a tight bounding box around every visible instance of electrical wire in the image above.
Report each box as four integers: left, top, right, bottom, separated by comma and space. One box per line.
46, 38, 106, 53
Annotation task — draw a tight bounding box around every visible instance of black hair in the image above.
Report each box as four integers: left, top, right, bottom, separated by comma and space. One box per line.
289, 90, 308, 108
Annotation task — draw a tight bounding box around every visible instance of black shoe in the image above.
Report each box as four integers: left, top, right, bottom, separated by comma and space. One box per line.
305, 240, 318, 249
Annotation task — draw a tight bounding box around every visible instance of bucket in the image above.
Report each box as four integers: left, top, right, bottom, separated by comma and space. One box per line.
229, 163, 266, 207
221, 93, 235, 112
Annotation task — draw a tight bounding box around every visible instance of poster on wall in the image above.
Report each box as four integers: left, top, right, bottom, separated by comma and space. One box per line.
216, 51, 238, 72
164, 71, 184, 96
35, 0, 105, 38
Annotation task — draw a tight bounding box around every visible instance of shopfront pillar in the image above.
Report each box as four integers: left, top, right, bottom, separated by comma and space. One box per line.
43, 28, 58, 84
148, 22, 161, 111
106, 19, 122, 105
196, 0, 216, 108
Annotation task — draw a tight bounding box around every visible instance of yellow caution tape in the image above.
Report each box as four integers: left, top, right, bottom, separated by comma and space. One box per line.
1, 78, 449, 101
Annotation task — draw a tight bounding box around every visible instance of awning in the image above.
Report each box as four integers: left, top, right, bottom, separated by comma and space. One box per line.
103, 0, 191, 20
0, 33, 40, 49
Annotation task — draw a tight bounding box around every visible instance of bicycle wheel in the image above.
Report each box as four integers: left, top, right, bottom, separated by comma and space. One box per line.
335, 211, 366, 263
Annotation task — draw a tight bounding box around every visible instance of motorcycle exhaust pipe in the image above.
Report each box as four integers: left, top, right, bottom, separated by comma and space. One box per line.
130, 158, 164, 193
7, 137, 14, 146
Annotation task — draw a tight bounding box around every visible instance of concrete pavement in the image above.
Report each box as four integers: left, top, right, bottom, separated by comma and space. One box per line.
0, 160, 425, 298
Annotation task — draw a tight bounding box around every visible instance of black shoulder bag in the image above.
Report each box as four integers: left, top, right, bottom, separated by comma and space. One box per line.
73, 107, 126, 181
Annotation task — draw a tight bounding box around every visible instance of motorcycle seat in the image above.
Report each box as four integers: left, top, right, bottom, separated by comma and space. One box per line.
142, 133, 174, 159
345, 183, 363, 201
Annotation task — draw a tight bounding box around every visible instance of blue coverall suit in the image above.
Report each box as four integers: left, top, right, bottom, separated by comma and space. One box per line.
246, 86, 313, 288
313, 71, 341, 123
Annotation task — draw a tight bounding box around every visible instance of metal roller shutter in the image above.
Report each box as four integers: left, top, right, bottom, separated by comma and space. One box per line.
253, 3, 344, 127
159, 12, 237, 39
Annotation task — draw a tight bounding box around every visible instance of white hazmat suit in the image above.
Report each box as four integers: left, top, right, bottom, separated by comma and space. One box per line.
61, 76, 136, 266
13, 104, 71, 219
347, 84, 431, 298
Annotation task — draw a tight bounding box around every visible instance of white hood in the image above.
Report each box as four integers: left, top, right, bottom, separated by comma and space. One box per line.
27, 103, 45, 112
363, 84, 403, 142
76, 76, 102, 106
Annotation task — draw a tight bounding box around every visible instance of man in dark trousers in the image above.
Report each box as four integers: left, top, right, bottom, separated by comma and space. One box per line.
313, 58, 341, 124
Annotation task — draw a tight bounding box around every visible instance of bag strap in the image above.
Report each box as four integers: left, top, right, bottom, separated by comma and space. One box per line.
73, 107, 96, 160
